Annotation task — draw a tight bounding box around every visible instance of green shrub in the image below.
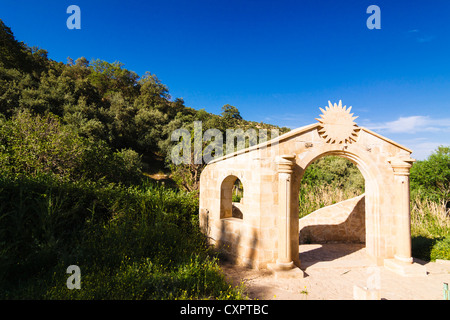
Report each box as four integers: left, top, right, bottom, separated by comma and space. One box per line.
412, 235, 450, 262
430, 236, 450, 261
0, 110, 85, 179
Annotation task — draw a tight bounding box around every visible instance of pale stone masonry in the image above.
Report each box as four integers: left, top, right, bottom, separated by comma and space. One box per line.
299, 194, 366, 244
199, 101, 426, 277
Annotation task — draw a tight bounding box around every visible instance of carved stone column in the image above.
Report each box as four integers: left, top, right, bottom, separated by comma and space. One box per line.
268, 154, 304, 278
385, 156, 427, 276
276, 155, 295, 268
388, 157, 414, 263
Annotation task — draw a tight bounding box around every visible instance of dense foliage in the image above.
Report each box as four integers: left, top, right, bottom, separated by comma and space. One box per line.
410, 146, 450, 261
410, 146, 450, 204
0, 111, 143, 185
0, 19, 257, 299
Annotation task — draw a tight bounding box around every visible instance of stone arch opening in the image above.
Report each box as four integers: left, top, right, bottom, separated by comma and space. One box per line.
298, 155, 366, 244
220, 175, 244, 220
293, 149, 382, 264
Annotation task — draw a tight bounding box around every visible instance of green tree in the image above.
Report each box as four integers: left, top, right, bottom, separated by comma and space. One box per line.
19, 63, 72, 116
88, 59, 139, 101
302, 156, 365, 192
0, 110, 85, 179
0, 19, 31, 72
221, 104, 242, 121
411, 145, 450, 203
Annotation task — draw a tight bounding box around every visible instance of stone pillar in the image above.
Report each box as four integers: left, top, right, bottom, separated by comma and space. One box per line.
388, 157, 414, 263
385, 156, 427, 276
268, 155, 304, 278
276, 155, 295, 268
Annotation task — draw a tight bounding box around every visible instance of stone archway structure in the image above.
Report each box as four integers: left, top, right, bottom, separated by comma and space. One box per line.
199, 101, 426, 277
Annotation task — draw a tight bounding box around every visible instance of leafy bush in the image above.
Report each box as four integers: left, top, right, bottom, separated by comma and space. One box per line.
430, 235, 450, 261
0, 175, 122, 287
232, 194, 242, 203
0, 111, 85, 178
412, 235, 450, 262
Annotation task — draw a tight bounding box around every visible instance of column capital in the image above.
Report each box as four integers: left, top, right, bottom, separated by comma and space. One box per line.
388, 156, 415, 176
276, 154, 296, 174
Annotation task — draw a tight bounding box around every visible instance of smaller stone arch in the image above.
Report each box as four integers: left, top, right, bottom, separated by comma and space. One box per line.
220, 175, 244, 219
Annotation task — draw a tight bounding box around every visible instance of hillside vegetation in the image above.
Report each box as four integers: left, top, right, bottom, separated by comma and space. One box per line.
1, 19, 281, 299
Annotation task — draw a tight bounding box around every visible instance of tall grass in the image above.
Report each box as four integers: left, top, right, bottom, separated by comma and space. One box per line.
411, 192, 450, 261
0, 175, 246, 299
411, 195, 450, 238
298, 183, 363, 219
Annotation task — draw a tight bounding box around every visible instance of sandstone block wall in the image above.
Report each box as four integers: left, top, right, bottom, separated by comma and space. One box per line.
299, 194, 366, 244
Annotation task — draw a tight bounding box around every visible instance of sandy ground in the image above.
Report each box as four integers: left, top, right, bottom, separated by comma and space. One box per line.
220, 244, 450, 300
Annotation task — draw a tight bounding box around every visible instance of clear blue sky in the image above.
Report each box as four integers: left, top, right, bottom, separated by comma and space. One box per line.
1, 0, 449, 159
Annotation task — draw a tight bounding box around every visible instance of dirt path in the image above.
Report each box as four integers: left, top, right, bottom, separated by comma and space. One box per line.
220, 244, 450, 300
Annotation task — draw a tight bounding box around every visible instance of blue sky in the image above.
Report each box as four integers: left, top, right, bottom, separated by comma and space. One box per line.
1, 0, 449, 159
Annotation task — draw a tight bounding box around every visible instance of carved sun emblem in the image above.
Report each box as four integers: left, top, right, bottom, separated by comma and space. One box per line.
315, 100, 359, 144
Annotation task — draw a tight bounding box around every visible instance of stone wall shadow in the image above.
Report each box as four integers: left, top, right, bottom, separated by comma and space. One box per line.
299, 196, 366, 267
299, 195, 365, 244
216, 207, 258, 269
231, 203, 243, 219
